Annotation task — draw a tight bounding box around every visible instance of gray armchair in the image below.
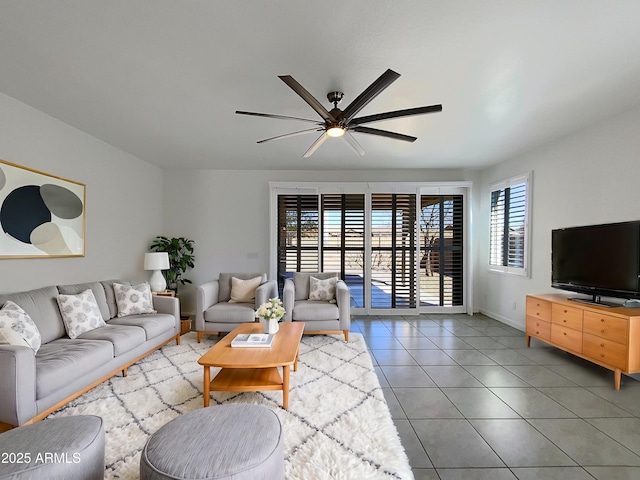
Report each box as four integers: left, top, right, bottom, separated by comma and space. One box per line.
195, 273, 277, 342
283, 272, 350, 341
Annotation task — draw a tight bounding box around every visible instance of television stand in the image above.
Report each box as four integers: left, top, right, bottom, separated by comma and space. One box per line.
569, 295, 620, 308
526, 293, 640, 390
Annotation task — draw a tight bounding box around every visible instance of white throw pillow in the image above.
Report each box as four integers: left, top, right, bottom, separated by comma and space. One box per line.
57, 289, 107, 339
113, 282, 156, 317
308, 276, 337, 301
0, 300, 42, 353
229, 276, 262, 303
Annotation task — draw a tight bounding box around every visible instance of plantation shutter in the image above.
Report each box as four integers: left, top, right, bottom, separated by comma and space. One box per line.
489, 173, 530, 275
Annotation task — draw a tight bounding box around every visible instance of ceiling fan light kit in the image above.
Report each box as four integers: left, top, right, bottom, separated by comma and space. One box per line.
236, 69, 442, 157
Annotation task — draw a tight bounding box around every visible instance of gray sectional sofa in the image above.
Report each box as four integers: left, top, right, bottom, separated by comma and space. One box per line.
0, 280, 180, 428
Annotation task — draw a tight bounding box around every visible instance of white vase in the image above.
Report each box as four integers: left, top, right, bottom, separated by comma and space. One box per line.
261, 317, 280, 334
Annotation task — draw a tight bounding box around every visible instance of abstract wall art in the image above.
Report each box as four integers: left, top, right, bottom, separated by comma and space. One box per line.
0, 160, 86, 258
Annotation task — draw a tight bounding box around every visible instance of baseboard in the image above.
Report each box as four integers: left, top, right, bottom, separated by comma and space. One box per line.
478, 308, 524, 332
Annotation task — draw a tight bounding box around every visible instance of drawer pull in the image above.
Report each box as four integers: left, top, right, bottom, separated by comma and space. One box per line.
536, 330, 540, 334
536, 322, 540, 326
563, 319, 567, 323
563, 332, 567, 336
564, 309, 568, 313
601, 329, 605, 334
601, 343, 605, 347
601, 318, 605, 322
536, 312, 540, 316
601, 354, 605, 358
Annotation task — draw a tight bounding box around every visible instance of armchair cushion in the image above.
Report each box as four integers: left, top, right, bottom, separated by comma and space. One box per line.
229, 276, 262, 303
218, 273, 267, 303
204, 303, 256, 324
292, 300, 339, 322
309, 276, 337, 301
293, 272, 338, 301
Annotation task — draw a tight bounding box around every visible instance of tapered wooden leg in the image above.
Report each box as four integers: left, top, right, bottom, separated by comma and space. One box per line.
197, 331, 203, 343
283, 365, 290, 409
294, 349, 299, 372
343, 330, 349, 342
122, 367, 127, 377
176, 334, 181, 345
203, 366, 210, 407
526, 334, 531, 347
615, 368, 621, 391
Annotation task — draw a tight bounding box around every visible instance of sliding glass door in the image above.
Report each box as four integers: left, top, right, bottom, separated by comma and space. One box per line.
273, 184, 467, 313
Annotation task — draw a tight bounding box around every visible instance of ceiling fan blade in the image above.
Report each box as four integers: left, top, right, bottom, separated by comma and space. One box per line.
343, 132, 365, 156
236, 110, 322, 125
279, 75, 336, 122
257, 128, 322, 144
302, 133, 328, 158
349, 104, 443, 126
339, 69, 401, 123
351, 126, 417, 142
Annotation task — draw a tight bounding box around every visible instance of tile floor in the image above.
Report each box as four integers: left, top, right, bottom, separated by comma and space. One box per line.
351, 314, 640, 480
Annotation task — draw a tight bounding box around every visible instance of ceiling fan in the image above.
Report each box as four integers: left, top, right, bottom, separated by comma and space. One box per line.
236, 69, 442, 158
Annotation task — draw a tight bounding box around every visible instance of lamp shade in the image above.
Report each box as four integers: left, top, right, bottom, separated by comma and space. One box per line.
144, 252, 169, 271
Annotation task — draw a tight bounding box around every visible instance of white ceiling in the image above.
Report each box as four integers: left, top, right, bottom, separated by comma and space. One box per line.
1, 1, 640, 171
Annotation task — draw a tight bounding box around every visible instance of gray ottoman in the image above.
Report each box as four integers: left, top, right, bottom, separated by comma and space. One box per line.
140, 404, 284, 480
0, 415, 105, 480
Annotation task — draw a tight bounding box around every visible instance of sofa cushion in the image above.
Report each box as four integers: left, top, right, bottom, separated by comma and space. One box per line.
57, 281, 111, 321
101, 280, 128, 319
77, 324, 146, 356
108, 313, 175, 341
36, 339, 114, 399
292, 300, 339, 322
0, 300, 42, 353
204, 303, 256, 324
229, 276, 262, 303
0, 286, 65, 344
113, 282, 156, 317
218, 273, 266, 303
308, 276, 337, 301
57, 289, 107, 339
293, 272, 338, 301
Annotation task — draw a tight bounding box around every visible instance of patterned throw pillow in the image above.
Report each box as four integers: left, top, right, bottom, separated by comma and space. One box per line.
113, 282, 156, 317
0, 300, 42, 353
57, 289, 107, 339
229, 276, 262, 303
308, 276, 337, 301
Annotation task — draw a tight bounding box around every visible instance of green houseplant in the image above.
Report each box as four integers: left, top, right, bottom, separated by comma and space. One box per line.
149, 236, 195, 293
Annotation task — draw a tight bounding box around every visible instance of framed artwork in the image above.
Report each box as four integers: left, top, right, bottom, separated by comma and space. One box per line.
0, 160, 86, 258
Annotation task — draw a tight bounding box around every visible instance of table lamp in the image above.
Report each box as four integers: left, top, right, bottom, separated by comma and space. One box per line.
144, 252, 170, 292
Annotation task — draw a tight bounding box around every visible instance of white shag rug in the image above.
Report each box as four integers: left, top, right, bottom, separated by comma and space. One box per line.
48, 332, 414, 479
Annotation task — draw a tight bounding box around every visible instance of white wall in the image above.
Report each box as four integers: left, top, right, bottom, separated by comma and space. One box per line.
163, 168, 479, 314
0, 92, 164, 293
477, 107, 640, 329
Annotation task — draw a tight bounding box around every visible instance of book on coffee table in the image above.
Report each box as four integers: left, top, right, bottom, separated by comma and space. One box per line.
230, 333, 274, 348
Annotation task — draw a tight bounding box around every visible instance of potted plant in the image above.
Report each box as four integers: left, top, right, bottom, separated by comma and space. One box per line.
149, 236, 195, 294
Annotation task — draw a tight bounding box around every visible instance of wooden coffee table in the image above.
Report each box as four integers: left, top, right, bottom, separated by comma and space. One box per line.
198, 322, 304, 409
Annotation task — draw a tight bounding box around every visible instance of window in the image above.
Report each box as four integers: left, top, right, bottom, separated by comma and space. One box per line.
489, 173, 530, 276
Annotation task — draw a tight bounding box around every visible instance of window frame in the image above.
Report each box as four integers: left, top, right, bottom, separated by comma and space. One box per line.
488, 172, 531, 277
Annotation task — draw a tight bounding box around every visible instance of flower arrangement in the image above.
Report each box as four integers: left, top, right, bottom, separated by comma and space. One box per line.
256, 297, 285, 321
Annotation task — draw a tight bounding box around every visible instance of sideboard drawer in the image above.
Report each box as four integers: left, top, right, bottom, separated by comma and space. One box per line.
552, 304, 583, 330
583, 333, 627, 370
583, 311, 628, 344
526, 297, 552, 322
551, 324, 582, 353
526, 316, 551, 340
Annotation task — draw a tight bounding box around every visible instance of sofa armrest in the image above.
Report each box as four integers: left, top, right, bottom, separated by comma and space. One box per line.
195, 281, 220, 330
152, 296, 180, 334
0, 345, 37, 427
336, 280, 351, 330
255, 280, 278, 308
283, 279, 294, 322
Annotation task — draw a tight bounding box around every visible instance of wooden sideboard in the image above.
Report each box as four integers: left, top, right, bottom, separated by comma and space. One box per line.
526, 293, 640, 390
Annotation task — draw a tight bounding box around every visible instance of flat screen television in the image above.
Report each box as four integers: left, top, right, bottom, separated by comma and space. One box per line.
551, 221, 640, 307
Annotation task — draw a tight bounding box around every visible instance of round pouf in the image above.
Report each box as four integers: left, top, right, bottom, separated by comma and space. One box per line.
140, 404, 284, 480
0, 415, 105, 480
